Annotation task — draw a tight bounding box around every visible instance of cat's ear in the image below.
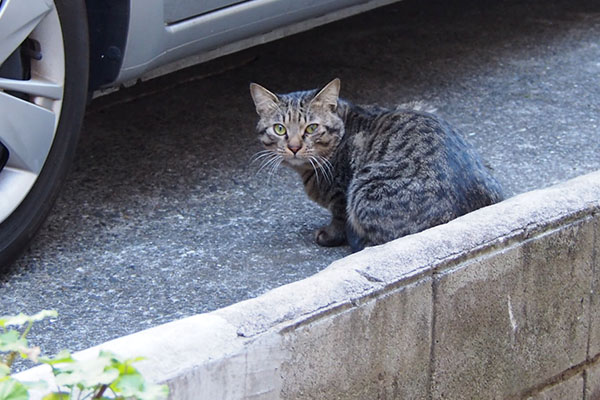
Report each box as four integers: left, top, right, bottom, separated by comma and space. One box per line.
250, 83, 279, 115
310, 78, 341, 110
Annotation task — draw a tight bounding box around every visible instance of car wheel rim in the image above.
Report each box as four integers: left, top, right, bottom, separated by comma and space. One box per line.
0, 0, 65, 224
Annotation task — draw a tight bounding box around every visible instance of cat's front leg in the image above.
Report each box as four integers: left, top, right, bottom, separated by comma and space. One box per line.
315, 196, 347, 247
315, 216, 346, 247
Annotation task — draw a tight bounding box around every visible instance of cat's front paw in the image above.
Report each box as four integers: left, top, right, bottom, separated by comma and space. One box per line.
315, 226, 346, 247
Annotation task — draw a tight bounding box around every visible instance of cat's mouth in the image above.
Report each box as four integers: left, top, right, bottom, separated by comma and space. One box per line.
283, 154, 310, 167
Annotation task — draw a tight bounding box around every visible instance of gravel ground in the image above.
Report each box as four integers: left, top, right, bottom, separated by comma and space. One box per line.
2, 0, 599, 369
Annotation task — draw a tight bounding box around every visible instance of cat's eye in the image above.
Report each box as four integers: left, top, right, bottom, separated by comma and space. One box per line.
305, 123, 319, 134
273, 123, 287, 136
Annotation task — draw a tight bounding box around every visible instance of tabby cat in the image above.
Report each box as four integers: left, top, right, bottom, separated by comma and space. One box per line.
250, 78, 503, 252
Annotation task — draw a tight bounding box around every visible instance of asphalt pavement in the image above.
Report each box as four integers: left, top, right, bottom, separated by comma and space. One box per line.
2, 0, 599, 368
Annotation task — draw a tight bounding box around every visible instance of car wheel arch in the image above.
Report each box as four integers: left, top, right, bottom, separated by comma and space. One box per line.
85, 0, 130, 92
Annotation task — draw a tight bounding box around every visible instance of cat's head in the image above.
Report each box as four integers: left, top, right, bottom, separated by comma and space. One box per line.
249, 79, 345, 170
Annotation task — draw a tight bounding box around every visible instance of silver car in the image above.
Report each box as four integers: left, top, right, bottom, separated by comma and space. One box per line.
0, 0, 397, 266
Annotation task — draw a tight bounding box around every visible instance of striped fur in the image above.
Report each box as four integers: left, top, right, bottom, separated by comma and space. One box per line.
250, 79, 504, 252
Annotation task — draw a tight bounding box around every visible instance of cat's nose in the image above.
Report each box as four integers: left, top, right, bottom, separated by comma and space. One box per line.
288, 144, 302, 154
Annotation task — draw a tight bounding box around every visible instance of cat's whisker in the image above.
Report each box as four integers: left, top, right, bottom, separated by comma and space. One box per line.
256, 158, 275, 175
262, 157, 282, 176
320, 156, 334, 174
266, 157, 284, 184
309, 155, 332, 184
308, 157, 321, 185
250, 150, 276, 165
315, 156, 334, 184
256, 153, 281, 175
310, 157, 324, 184
275, 158, 284, 178
250, 149, 272, 159
259, 151, 284, 181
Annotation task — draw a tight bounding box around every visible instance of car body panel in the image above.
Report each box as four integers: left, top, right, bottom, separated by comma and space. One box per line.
110, 0, 401, 88
164, 0, 248, 24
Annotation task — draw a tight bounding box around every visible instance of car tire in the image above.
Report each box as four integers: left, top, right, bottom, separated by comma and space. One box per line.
0, 0, 89, 269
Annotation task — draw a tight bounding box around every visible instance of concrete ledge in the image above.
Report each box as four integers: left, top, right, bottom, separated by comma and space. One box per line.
18, 171, 600, 399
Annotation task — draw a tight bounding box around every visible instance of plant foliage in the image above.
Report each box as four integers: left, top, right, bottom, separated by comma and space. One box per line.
0, 311, 168, 400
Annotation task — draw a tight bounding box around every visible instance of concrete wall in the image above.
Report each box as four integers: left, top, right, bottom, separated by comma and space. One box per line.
18, 170, 600, 399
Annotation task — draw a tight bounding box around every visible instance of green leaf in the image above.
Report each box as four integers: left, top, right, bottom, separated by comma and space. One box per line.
100, 352, 143, 379
52, 354, 119, 389
0, 378, 29, 400
0, 316, 26, 329
112, 373, 144, 397
29, 310, 58, 323
56, 368, 119, 389
137, 383, 170, 400
0, 332, 27, 353
18, 346, 40, 363
20, 380, 47, 392
40, 349, 167, 399
39, 350, 73, 366
110, 373, 169, 400
0, 364, 10, 377
0, 311, 57, 328
41, 392, 69, 400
